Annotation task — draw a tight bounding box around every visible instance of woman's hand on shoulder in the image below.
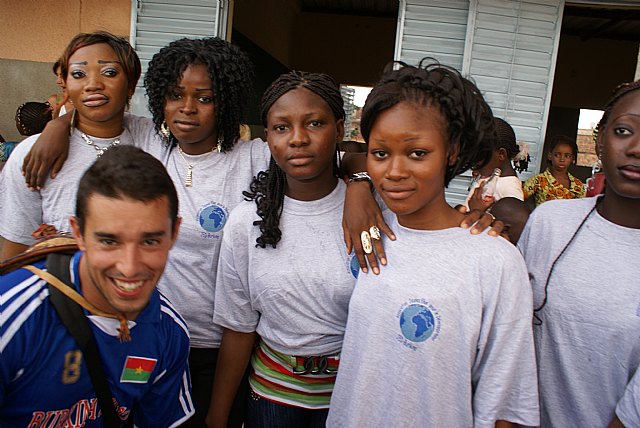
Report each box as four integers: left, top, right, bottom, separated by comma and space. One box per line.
343, 180, 395, 275
459, 208, 506, 238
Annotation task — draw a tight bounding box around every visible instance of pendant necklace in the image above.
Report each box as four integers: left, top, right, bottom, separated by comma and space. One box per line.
176, 142, 221, 188
81, 132, 121, 158
177, 147, 195, 187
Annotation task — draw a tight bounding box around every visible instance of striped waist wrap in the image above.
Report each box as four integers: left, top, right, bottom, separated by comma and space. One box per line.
249, 339, 340, 409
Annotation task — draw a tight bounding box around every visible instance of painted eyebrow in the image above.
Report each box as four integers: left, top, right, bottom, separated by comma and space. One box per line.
69, 60, 121, 66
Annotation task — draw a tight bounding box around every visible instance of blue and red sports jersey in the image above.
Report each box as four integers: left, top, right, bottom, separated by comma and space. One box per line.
0, 251, 194, 427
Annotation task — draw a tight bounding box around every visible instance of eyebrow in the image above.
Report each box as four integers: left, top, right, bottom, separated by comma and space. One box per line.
69, 60, 121, 66
94, 231, 167, 239
175, 85, 213, 91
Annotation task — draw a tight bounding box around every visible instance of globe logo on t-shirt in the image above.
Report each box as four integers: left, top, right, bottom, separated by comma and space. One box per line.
198, 203, 228, 232
399, 304, 435, 342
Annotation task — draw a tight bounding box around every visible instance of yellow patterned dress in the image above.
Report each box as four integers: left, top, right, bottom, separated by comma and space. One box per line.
523, 168, 585, 207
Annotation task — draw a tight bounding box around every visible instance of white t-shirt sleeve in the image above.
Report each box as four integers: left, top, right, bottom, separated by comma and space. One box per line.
0, 135, 43, 245
496, 176, 524, 201
617, 368, 640, 428
213, 203, 260, 332
472, 243, 539, 426
122, 113, 166, 160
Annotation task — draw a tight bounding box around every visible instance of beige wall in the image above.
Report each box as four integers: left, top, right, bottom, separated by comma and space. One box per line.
1, 0, 130, 141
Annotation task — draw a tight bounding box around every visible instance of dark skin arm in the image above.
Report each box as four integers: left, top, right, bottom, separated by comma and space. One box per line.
22, 112, 74, 190
206, 329, 257, 428
341, 152, 394, 275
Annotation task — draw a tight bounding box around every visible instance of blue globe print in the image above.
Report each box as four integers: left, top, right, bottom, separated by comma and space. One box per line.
199, 204, 228, 232
399, 304, 435, 342
349, 255, 360, 278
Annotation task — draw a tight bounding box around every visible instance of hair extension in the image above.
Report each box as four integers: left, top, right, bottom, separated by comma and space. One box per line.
245, 70, 345, 248
361, 59, 496, 186
533, 201, 599, 325
144, 37, 254, 152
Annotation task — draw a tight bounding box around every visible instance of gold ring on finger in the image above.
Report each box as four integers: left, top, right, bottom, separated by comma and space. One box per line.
369, 226, 381, 240
360, 231, 373, 254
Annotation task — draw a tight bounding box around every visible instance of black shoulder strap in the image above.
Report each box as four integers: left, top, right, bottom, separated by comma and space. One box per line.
46, 253, 122, 428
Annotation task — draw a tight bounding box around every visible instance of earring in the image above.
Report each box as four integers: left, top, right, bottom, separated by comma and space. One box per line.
592, 156, 603, 175
216, 136, 223, 153
160, 120, 171, 145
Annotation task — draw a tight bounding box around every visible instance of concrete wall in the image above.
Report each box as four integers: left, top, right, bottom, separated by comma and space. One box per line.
0, 0, 130, 141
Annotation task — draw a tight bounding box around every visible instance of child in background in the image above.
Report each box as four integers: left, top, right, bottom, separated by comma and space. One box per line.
523, 135, 585, 207
327, 61, 539, 427
208, 71, 357, 428
463, 117, 524, 212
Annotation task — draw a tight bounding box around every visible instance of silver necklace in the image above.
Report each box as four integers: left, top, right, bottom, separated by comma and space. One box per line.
81, 132, 121, 158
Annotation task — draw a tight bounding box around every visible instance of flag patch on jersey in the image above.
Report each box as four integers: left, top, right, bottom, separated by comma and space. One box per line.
120, 356, 157, 383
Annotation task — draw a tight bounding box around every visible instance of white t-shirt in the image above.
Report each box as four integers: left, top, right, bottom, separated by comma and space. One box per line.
158, 137, 270, 348
518, 196, 640, 428
213, 180, 359, 356
0, 126, 155, 246
328, 212, 539, 427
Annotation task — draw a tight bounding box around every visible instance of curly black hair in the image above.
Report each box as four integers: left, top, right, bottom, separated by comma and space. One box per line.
144, 37, 254, 152
361, 59, 495, 186
244, 71, 345, 248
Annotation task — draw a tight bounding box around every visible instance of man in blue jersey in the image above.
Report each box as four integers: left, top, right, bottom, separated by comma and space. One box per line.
0, 146, 194, 427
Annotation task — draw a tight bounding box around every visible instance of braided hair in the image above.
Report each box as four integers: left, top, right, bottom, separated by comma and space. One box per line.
245, 71, 345, 248
15, 101, 53, 136
144, 37, 254, 153
495, 117, 519, 159
361, 59, 495, 186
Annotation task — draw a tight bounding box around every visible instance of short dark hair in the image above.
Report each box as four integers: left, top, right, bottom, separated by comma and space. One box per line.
60, 31, 141, 95
75, 146, 178, 232
361, 59, 495, 186
144, 37, 254, 152
52, 58, 62, 75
